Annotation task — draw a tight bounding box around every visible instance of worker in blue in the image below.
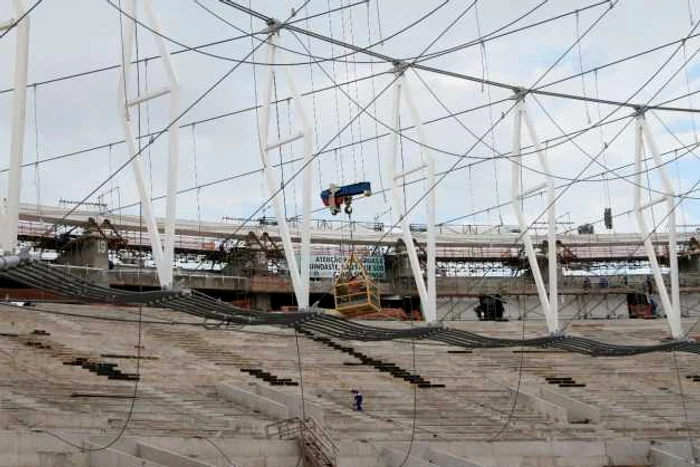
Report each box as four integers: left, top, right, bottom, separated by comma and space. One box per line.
351, 389, 364, 411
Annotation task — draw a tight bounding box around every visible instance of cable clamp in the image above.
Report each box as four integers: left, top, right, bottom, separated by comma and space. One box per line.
266, 18, 282, 34
391, 61, 409, 76
513, 87, 528, 101
633, 105, 647, 117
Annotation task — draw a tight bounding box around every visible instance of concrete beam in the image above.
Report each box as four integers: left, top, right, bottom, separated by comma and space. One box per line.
217, 383, 289, 420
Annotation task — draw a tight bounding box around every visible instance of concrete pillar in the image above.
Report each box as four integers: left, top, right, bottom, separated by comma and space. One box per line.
57, 233, 109, 269
679, 255, 700, 274
253, 293, 272, 311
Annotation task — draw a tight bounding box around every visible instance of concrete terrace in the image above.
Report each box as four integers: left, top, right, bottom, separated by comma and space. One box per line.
0, 302, 699, 466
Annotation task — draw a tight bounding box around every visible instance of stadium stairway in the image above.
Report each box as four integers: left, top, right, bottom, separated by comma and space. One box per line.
2, 302, 700, 466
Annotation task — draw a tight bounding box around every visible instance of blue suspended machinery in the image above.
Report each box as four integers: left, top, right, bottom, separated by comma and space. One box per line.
320, 182, 380, 317
320, 182, 371, 215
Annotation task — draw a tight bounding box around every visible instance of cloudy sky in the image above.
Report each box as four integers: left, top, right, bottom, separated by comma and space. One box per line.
1, 0, 700, 237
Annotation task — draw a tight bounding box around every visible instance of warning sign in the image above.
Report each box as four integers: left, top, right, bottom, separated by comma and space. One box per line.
299, 254, 386, 279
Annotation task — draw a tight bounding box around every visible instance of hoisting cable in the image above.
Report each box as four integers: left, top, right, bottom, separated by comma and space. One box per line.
348, 0, 366, 180
302, 2, 324, 192
366, 0, 388, 203
339, 1, 358, 180
594, 69, 613, 220
475, 0, 504, 226
326, 0, 345, 182
576, 10, 593, 125
32, 85, 42, 215
272, 73, 288, 218
192, 124, 203, 238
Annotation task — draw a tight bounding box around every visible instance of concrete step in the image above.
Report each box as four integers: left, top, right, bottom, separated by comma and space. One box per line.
472, 455, 611, 467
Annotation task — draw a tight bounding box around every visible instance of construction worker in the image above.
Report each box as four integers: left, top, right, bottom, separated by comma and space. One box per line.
351, 389, 364, 411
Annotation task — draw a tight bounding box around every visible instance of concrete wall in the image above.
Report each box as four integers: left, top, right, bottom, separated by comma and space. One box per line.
510, 387, 569, 424
216, 383, 289, 419
421, 446, 487, 467
538, 386, 600, 423
437, 293, 700, 321
136, 442, 217, 467
1, 432, 693, 467
418, 439, 662, 466
254, 383, 325, 423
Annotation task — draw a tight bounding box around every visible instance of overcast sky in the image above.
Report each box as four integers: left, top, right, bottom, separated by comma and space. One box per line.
1, 0, 700, 237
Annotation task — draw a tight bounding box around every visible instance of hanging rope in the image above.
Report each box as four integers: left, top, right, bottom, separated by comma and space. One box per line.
674, 149, 688, 228
191, 124, 202, 238
682, 41, 698, 146
326, 0, 344, 183
348, 1, 366, 180
375, 0, 385, 46
32, 85, 41, 214
365, 1, 387, 203
108, 144, 114, 212
468, 165, 474, 217
677, 41, 697, 229
248, 0, 267, 222
302, 2, 323, 191
340, 0, 359, 180
688, 0, 695, 27
144, 59, 154, 196
594, 69, 613, 212
398, 113, 408, 212
272, 73, 288, 218
475, 0, 503, 225
287, 98, 298, 220
575, 10, 592, 124
642, 144, 659, 232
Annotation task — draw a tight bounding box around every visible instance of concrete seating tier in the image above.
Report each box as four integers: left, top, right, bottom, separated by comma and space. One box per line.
0, 302, 699, 466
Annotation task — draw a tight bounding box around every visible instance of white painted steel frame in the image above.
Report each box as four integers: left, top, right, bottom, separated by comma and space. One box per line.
257, 31, 313, 309
634, 114, 682, 338
0, 0, 30, 254
117, 0, 180, 288
511, 97, 559, 334
387, 72, 437, 323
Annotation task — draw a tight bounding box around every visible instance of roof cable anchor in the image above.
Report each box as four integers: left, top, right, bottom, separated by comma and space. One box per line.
391, 61, 409, 76
266, 18, 282, 34
633, 105, 648, 117
513, 87, 528, 101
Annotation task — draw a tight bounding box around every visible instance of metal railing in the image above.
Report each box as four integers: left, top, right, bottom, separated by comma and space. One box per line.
266, 416, 338, 467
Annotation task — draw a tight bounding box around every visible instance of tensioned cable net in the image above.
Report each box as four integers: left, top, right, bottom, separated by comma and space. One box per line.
2, 256, 699, 357
2, 1, 700, 351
